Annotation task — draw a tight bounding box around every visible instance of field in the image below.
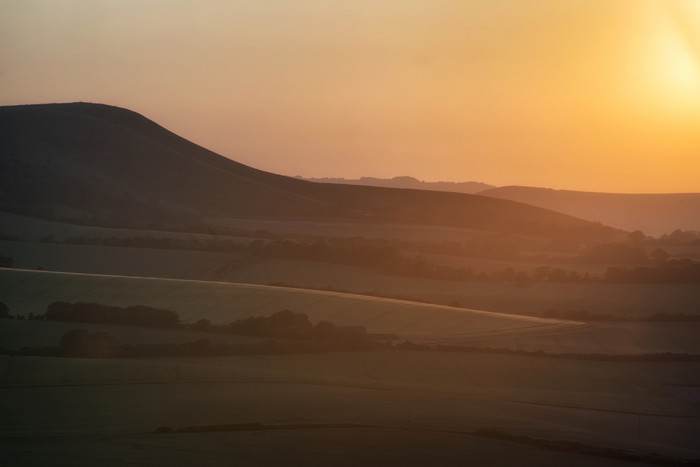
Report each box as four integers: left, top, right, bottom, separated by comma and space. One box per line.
2, 351, 699, 465
3, 214, 700, 465
4, 240, 700, 319
0, 268, 577, 342
3, 268, 700, 357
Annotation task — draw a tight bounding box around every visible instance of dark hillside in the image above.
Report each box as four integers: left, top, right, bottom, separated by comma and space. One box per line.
1, 103, 615, 239
480, 186, 700, 236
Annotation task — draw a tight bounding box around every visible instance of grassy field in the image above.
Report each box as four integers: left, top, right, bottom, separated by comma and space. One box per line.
214, 258, 700, 318
0, 268, 576, 342
4, 240, 700, 319
3, 228, 700, 464
0, 239, 238, 280
3, 268, 700, 355
1, 351, 699, 465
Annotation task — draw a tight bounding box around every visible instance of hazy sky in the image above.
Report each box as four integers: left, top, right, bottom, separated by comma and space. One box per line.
2, 0, 700, 193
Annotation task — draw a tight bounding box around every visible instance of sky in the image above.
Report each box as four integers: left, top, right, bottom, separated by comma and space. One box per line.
2, 0, 700, 193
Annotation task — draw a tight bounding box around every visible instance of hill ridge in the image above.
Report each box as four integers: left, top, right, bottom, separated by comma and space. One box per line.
479, 185, 700, 235
0, 102, 616, 240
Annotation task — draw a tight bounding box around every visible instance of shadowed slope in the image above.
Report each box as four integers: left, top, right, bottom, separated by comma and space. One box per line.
0, 103, 615, 239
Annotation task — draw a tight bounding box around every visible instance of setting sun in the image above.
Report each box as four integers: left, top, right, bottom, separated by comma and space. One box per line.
637, 1, 700, 116
3, 0, 700, 192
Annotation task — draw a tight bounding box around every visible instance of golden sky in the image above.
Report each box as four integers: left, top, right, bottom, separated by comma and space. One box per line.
2, 0, 699, 193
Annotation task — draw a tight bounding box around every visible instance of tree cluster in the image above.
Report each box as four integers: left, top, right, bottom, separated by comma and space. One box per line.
657, 229, 700, 246
190, 309, 372, 346
28, 308, 377, 358
576, 242, 648, 264
605, 259, 700, 283
61, 235, 245, 253
16, 304, 377, 358
44, 301, 180, 328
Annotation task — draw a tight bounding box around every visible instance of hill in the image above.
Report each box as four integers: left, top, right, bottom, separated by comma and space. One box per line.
0, 102, 614, 240
479, 186, 700, 236
300, 176, 494, 194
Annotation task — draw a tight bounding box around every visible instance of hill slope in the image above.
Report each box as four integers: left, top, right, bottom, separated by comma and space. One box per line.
480, 186, 700, 236
0, 102, 614, 239
301, 176, 494, 194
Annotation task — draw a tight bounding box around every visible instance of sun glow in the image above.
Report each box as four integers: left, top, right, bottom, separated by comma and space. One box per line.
3, 1, 700, 192
641, 1, 700, 115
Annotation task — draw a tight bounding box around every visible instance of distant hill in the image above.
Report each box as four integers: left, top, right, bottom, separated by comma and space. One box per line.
300, 176, 494, 194
479, 186, 700, 237
0, 102, 614, 240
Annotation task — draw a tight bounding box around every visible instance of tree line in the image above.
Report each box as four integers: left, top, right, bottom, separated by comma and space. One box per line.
4, 304, 379, 358
604, 259, 700, 283
44, 301, 181, 328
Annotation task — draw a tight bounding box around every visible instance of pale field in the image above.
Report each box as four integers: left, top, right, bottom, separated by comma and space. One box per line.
0, 240, 238, 280
2, 268, 700, 355
1, 351, 699, 465
214, 258, 700, 319
3, 240, 699, 318
0, 269, 577, 343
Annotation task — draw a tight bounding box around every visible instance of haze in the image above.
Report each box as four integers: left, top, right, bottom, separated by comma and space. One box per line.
2, 0, 700, 193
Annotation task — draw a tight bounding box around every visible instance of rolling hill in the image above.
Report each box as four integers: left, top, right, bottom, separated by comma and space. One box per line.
479, 186, 700, 236
0, 102, 615, 240
300, 175, 495, 194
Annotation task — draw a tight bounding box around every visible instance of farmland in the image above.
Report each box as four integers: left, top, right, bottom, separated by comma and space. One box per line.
2, 102, 700, 466
1, 351, 699, 465
3, 239, 700, 320
0, 268, 578, 342
3, 268, 700, 357
4, 247, 698, 466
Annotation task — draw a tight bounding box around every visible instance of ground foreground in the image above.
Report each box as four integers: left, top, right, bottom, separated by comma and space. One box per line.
2, 351, 700, 466
2, 269, 700, 465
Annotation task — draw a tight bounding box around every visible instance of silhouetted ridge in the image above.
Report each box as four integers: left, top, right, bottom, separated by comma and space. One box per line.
480, 185, 700, 236
0, 102, 617, 239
